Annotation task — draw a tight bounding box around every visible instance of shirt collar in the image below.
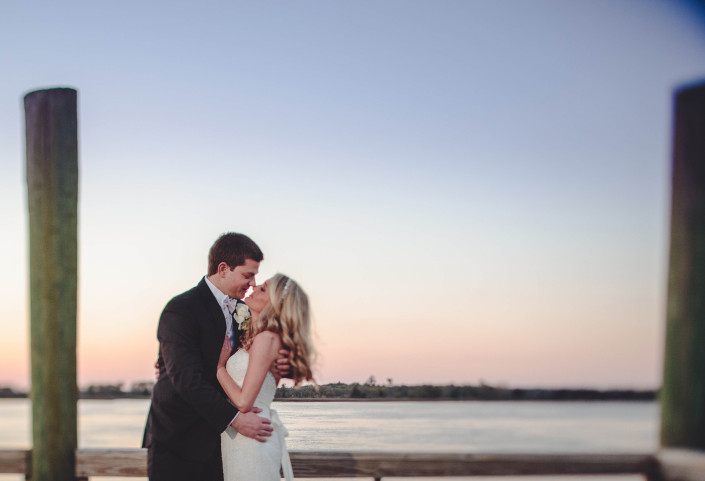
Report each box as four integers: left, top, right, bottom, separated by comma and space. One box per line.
204, 275, 231, 308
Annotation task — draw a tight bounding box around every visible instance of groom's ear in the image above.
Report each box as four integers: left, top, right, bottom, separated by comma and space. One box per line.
217, 262, 231, 276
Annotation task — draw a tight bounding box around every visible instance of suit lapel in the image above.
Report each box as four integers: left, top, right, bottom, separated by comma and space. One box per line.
196, 278, 227, 339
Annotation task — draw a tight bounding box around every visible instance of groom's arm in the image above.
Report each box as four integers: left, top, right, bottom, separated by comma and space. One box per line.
158, 300, 237, 433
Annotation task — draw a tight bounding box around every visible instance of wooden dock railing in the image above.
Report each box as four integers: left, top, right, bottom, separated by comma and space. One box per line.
2, 448, 705, 480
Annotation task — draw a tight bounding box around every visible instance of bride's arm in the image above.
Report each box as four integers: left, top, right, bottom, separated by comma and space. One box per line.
217, 331, 281, 413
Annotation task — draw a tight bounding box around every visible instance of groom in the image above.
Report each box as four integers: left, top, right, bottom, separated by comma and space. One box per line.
143, 232, 284, 481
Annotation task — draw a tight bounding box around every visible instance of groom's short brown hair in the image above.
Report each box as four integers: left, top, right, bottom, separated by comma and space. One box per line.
207, 233, 263, 275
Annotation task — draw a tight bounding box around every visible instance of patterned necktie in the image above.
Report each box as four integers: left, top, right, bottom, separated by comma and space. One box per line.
224, 298, 237, 349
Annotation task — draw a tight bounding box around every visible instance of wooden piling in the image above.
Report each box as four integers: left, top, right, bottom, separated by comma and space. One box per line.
24, 87, 79, 481
661, 81, 705, 449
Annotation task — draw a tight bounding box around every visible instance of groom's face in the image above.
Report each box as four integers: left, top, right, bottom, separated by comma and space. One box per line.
245, 280, 270, 314
223, 258, 260, 299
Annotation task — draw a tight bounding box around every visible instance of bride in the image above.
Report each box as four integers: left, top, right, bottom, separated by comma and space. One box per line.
217, 273, 315, 481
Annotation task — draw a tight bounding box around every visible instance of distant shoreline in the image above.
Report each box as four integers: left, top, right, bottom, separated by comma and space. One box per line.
0, 395, 657, 402
0, 383, 658, 402
274, 397, 657, 402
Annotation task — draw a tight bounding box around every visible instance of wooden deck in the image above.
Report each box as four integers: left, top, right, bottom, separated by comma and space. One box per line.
5, 448, 704, 480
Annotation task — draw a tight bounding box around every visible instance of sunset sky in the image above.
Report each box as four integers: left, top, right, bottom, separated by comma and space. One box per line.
2, 0, 705, 390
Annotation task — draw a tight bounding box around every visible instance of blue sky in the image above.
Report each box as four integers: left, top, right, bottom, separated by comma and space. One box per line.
1, 0, 705, 389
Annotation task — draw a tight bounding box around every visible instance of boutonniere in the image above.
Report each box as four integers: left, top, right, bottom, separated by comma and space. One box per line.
233, 303, 251, 331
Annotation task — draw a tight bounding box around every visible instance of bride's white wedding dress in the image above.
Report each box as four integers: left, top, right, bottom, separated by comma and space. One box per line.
221, 349, 293, 481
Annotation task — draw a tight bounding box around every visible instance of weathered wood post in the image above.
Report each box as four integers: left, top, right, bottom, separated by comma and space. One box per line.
24, 88, 79, 481
661, 81, 705, 451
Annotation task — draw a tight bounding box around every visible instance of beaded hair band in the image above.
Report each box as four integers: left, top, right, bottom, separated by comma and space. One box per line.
281, 278, 293, 301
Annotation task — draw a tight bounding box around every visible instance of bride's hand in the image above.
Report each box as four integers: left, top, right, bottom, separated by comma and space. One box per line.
218, 336, 232, 369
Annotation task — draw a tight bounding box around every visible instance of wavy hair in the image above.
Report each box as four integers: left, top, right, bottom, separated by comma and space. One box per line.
242, 273, 315, 385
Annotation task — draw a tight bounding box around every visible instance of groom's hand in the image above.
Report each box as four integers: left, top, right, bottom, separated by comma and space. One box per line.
231, 408, 273, 443
272, 348, 291, 382
154, 359, 163, 380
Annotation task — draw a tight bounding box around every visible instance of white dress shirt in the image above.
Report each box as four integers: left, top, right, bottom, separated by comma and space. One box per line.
204, 275, 235, 339
203, 275, 239, 424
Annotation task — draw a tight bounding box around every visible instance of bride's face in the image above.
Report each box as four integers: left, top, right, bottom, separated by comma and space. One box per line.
244, 280, 270, 314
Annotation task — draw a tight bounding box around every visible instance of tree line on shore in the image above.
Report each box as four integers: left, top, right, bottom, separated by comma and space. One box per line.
276, 382, 655, 401
0, 377, 656, 401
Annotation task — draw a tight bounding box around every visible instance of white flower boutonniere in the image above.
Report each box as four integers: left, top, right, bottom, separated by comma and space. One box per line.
233, 303, 251, 331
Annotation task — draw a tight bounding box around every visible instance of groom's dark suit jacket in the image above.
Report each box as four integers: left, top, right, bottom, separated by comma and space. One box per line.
143, 278, 239, 461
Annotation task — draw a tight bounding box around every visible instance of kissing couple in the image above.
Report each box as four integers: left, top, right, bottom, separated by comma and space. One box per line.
142, 232, 315, 481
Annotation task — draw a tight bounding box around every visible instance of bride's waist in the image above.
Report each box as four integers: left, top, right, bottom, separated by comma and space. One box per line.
250, 403, 272, 417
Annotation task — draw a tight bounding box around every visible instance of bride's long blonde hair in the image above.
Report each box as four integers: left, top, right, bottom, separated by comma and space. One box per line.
242, 273, 315, 385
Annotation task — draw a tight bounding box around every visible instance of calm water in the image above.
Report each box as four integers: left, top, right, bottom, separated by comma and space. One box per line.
0, 399, 658, 480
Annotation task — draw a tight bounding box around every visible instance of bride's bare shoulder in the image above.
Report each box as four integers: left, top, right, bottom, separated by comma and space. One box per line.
252, 330, 282, 351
